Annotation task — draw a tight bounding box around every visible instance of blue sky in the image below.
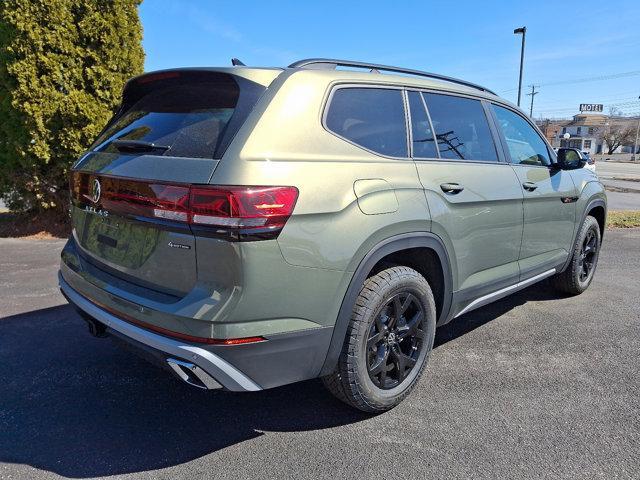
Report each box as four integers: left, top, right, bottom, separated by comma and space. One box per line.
139, 0, 640, 119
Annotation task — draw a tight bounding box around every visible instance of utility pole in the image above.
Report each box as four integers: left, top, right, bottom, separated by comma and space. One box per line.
514, 27, 526, 107
526, 85, 539, 118
632, 96, 640, 161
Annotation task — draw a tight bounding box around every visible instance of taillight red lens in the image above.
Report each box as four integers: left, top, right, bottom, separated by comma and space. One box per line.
103, 181, 191, 222
189, 186, 299, 229
70, 172, 298, 240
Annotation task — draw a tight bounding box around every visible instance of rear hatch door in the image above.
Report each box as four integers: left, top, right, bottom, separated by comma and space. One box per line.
70, 69, 271, 297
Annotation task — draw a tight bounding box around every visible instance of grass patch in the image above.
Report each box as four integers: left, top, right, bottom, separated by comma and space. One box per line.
607, 210, 640, 229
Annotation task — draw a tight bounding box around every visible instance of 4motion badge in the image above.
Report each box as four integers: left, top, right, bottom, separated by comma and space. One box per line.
168, 241, 191, 250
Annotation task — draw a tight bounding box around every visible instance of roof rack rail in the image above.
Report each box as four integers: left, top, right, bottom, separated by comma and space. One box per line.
288, 58, 497, 96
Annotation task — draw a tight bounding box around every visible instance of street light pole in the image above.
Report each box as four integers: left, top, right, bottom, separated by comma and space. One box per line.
632, 96, 640, 162
514, 26, 526, 107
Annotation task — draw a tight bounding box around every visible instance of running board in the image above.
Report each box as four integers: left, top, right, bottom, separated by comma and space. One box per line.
455, 269, 556, 318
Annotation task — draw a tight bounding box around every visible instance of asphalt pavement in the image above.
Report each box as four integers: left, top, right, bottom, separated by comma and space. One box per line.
0, 231, 639, 479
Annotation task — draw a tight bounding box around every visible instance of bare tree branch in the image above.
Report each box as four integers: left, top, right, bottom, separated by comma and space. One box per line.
597, 123, 636, 154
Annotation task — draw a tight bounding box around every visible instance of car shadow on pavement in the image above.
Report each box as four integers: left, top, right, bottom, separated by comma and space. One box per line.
0, 304, 369, 478
434, 280, 564, 348
0, 281, 565, 478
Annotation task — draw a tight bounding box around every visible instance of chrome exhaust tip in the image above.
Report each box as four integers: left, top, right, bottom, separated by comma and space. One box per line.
166, 358, 222, 390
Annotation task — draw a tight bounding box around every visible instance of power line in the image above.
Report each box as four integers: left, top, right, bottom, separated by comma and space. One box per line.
501, 70, 640, 93
540, 103, 639, 113
540, 70, 640, 87
539, 101, 640, 113
535, 95, 640, 107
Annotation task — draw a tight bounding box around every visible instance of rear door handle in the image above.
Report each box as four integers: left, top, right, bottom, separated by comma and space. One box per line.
522, 182, 538, 191
440, 183, 464, 194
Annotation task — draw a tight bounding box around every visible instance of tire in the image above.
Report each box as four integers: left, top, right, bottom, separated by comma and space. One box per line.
322, 266, 437, 413
551, 215, 601, 295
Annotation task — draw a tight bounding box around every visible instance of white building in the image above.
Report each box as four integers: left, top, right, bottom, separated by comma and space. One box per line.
557, 114, 606, 154
553, 114, 639, 155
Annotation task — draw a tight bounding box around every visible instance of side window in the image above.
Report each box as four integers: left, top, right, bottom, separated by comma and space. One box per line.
325, 87, 407, 157
407, 91, 438, 158
492, 105, 551, 166
422, 93, 498, 162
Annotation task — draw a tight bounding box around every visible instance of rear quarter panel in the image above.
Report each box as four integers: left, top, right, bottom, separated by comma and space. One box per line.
210, 70, 432, 273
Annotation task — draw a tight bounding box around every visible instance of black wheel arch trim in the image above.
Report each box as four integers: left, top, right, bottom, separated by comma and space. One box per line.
319, 232, 453, 376
561, 197, 606, 273
585, 197, 607, 228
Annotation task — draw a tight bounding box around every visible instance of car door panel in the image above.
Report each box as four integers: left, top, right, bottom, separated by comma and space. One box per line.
409, 91, 524, 304
510, 165, 577, 276
490, 104, 577, 279
422, 162, 524, 293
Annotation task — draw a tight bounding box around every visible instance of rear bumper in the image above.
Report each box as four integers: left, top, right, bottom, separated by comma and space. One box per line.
60, 273, 261, 392
59, 271, 336, 391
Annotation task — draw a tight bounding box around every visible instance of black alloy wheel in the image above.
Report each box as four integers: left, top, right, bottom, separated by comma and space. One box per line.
579, 228, 598, 283
366, 292, 425, 390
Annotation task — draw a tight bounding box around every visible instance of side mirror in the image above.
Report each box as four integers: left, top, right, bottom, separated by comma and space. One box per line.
555, 148, 586, 170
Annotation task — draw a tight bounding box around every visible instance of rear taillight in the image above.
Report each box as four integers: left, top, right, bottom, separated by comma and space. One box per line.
105, 182, 191, 222
70, 172, 298, 241
189, 186, 298, 230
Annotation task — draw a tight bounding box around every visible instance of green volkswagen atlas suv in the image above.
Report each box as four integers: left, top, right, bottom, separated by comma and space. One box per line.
59, 58, 606, 412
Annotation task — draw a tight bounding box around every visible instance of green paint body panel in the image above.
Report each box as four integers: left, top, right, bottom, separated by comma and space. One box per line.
60, 64, 606, 390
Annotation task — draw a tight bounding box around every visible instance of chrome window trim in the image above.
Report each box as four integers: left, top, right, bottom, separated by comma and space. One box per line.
402, 89, 412, 158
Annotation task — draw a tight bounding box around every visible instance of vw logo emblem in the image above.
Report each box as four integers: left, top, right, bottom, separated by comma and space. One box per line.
90, 179, 101, 204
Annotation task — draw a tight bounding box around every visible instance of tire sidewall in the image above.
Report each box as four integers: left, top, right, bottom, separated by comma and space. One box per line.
573, 217, 601, 290
352, 272, 436, 406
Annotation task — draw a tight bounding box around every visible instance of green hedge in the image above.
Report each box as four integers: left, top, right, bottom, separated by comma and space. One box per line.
0, 0, 144, 213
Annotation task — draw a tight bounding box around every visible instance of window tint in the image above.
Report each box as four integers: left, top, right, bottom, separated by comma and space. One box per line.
326, 88, 407, 157
408, 91, 438, 158
492, 105, 551, 166
423, 93, 498, 162
92, 73, 248, 159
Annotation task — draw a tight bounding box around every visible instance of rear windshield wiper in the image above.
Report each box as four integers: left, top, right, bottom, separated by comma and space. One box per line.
111, 139, 171, 153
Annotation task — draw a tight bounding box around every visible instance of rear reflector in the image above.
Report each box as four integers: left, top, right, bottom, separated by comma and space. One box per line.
83, 294, 266, 345
70, 173, 298, 240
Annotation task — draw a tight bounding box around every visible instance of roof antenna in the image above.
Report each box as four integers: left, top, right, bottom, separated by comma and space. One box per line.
231, 58, 245, 66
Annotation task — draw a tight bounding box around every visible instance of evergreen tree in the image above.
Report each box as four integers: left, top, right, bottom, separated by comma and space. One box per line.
0, 0, 144, 213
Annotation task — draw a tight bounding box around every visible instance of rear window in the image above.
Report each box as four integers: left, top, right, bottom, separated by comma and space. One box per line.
325, 87, 408, 157
91, 71, 264, 159
423, 93, 498, 162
